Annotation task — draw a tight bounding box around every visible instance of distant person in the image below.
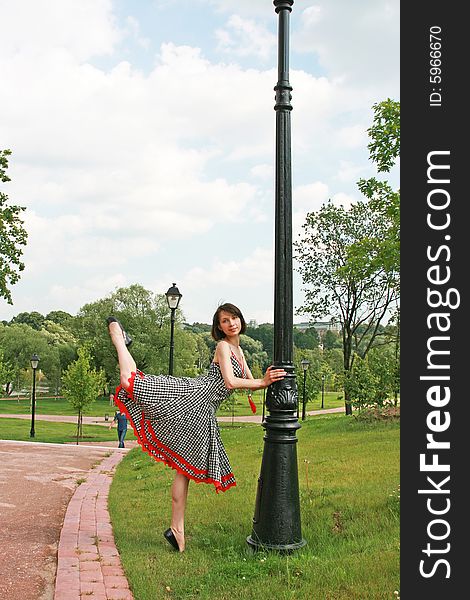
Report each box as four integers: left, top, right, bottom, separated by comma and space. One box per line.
109, 409, 128, 448
106, 303, 286, 552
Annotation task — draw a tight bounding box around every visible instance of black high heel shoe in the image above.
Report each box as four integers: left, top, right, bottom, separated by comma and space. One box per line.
163, 528, 180, 551
106, 316, 133, 347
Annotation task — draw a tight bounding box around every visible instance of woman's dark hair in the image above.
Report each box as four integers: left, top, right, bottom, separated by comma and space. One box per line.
211, 303, 246, 341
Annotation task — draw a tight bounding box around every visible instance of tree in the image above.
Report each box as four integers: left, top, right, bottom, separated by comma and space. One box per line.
10, 311, 45, 330
295, 201, 399, 414
62, 346, 106, 443
0, 349, 14, 396
0, 149, 28, 304
245, 323, 274, 362
0, 323, 52, 395
353, 99, 400, 283
293, 326, 320, 350
295, 99, 400, 415
323, 329, 341, 350
73, 284, 199, 385
45, 310, 74, 328
344, 354, 378, 412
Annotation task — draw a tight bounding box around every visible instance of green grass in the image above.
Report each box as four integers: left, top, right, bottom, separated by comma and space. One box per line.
216, 390, 344, 417
0, 395, 117, 417
0, 391, 344, 418
0, 417, 135, 444
109, 415, 400, 599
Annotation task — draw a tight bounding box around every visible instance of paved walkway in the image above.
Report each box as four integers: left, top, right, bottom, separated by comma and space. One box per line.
0, 405, 345, 427
0, 440, 132, 600
54, 450, 133, 600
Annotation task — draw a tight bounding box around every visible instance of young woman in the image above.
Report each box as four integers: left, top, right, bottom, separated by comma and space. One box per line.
107, 302, 285, 552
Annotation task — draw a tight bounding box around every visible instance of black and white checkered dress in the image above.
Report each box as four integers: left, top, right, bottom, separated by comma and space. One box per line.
113, 354, 245, 492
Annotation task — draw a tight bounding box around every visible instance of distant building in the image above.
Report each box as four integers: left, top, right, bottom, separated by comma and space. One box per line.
293, 320, 341, 337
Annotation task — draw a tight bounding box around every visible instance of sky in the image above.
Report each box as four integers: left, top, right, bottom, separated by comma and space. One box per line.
0, 0, 399, 326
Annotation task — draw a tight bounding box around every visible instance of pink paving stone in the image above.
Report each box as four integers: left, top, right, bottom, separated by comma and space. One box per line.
106, 590, 134, 600
101, 556, 122, 567
78, 551, 101, 562
103, 575, 130, 589
80, 560, 104, 572
99, 546, 119, 557
80, 569, 104, 583
80, 580, 107, 596
54, 450, 134, 599
101, 566, 125, 578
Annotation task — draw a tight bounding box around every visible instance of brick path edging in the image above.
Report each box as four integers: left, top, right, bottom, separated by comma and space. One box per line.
54, 451, 134, 600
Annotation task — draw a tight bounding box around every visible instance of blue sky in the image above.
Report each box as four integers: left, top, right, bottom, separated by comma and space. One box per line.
0, 0, 399, 325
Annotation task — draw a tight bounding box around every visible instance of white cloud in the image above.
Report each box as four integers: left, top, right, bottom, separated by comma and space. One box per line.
335, 161, 367, 183
216, 15, 276, 61
295, 1, 399, 89
0, 0, 121, 62
0, 0, 399, 323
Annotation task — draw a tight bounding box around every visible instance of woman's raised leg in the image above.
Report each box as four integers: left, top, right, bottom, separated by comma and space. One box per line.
170, 472, 190, 552
108, 321, 136, 391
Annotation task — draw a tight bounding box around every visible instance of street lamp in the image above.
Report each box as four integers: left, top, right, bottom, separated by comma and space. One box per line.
30, 353, 40, 438
301, 359, 310, 420
247, 0, 306, 554
321, 373, 325, 409
165, 283, 182, 376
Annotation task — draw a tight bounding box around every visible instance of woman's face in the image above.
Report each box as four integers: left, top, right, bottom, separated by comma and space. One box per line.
218, 310, 241, 338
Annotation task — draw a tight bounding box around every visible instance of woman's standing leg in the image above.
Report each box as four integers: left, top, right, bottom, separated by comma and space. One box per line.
170, 472, 190, 552
108, 322, 136, 391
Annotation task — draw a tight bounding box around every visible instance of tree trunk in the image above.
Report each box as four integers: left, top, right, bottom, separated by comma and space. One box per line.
343, 332, 353, 415
76, 411, 81, 445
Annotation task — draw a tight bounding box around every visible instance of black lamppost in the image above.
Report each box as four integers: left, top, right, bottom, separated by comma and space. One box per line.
165, 283, 182, 376
321, 373, 325, 409
30, 354, 40, 438
247, 0, 306, 553
301, 359, 309, 420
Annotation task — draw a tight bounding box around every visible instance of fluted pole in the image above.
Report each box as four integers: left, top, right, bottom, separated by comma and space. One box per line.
247, 0, 306, 553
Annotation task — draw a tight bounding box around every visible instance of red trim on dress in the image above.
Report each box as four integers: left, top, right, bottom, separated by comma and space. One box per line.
113, 374, 236, 493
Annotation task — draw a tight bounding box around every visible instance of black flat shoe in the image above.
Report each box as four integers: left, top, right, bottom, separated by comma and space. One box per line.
163, 528, 180, 551
107, 316, 133, 347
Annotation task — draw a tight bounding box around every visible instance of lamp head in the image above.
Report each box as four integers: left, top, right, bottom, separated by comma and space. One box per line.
31, 354, 40, 370
166, 283, 182, 310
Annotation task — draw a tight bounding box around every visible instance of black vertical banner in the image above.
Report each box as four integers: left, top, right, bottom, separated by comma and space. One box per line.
401, 2, 465, 597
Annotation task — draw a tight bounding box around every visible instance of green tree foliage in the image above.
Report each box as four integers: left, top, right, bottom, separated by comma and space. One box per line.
45, 310, 74, 327
322, 329, 342, 350
0, 323, 52, 394
62, 345, 106, 442
0, 349, 14, 394
293, 326, 320, 349
239, 334, 268, 374
245, 323, 274, 362
10, 311, 46, 330
41, 320, 78, 394
344, 354, 378, 412
294, 348, 322, 409
73, 284, 199, 386
353, 99, 400, 283
295, 99, 400, 415
0, 149, 28, 304
295, 200, 399, 413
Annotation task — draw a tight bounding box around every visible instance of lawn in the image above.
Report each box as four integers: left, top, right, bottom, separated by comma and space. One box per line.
0, 417, 135, 444
0, 390, 345, 418
108, 414, 400, 599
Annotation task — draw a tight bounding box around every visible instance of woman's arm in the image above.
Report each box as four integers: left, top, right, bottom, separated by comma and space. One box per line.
216, 340, 285, 391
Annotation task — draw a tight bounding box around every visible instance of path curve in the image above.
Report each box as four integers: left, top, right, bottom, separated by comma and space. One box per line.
0, 441, 132, 600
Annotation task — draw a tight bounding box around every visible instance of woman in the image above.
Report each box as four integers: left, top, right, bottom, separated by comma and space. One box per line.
107, 302, 285, 552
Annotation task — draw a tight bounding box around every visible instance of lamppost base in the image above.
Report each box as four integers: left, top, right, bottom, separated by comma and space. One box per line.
246, 535, 307, 554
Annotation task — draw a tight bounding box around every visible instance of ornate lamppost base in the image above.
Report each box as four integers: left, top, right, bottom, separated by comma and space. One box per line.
246, 536, 307, 554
